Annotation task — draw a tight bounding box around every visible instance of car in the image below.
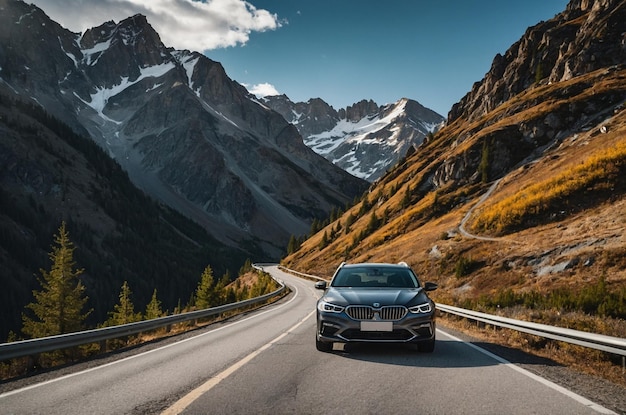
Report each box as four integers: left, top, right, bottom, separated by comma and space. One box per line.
315, 262, 438, 353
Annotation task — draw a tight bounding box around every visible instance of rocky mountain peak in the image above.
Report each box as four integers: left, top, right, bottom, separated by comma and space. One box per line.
448, 0, 625, 124
78, 14, 171, 89
342, 99, 379, 122
264, 95, 444, 182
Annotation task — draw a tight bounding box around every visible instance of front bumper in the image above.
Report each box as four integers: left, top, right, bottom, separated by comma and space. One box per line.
317, 310, 435, 344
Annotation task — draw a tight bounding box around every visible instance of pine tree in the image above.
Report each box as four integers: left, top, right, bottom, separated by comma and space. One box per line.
22, 221, 91, 339
213, 272, 231, 305
145, 288, 164, 320
239, 258, 253, 274
366, 211, 380, 234
287, 235, 299, 254
345, 213, 355, 234
402, 185, 411, 208
195, 265, 215, 309
319, 230, 329, 250
106, 281, 142, 326
310, 218, 320, 236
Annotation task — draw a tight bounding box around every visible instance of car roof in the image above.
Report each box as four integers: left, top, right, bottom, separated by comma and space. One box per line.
339, 262, 410, 269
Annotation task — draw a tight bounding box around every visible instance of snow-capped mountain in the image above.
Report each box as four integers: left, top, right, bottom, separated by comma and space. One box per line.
263, 96, 444, 182
0, 1, 367, 258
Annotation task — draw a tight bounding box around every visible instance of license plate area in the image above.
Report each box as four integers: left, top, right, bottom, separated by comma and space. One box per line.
360, 321, 393, 332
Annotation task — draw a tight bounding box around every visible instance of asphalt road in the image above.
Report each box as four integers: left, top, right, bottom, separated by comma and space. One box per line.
0, 265, 617, 415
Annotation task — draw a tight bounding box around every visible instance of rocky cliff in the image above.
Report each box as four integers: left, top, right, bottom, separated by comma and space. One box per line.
434, 0, 626, 188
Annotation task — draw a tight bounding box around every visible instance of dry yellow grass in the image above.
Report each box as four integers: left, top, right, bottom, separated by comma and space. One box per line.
471, 140, 626, 234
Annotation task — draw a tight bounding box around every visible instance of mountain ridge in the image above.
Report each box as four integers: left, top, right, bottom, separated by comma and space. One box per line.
263, 95, 444, 182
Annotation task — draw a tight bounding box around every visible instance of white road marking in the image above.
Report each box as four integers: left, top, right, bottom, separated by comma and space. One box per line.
438, 329, 617, 415
161, 308, 317, 414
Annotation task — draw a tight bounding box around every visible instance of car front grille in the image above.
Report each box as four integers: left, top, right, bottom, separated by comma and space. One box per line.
346, 305, 407, 321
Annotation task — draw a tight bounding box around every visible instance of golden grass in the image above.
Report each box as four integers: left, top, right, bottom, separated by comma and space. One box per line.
470, 141, 626, 234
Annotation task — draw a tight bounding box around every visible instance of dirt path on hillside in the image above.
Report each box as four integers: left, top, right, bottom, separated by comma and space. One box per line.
458, 178, 507, 242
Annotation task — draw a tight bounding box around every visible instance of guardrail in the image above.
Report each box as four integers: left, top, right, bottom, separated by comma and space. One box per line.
278, 265, 626, 362
277, 265, 325, 281
436, 304, 626, 358
0, 269, 286, 362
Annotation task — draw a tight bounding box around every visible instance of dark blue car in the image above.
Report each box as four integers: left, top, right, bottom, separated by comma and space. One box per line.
315, 262, 438, 352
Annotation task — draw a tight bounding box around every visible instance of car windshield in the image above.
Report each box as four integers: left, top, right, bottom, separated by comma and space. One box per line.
331, 267, 420, 288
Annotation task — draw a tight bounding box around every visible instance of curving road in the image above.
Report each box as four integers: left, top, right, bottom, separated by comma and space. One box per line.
0, 266, 616, 414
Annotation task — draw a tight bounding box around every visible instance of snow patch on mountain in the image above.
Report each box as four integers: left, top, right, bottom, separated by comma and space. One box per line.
173, 51, 200, 93
81, 39, 112, 66
81, 62, 175, 120
309, 100, 408, 154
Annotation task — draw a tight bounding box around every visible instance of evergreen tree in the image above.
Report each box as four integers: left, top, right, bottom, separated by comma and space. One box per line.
310, 218, 320, 236
319, 230, 329, 250
145, 288, 164, 320
22, 221, 91, 339
402, 185, 412, 208
345, 213, 355, 234
214, 272, 231, 305
195, 265, 215, 309
329, 206, 338, 222
366, 211, 380, 234
287, 235, 298, 254
358, 194, 371, 216
106, 281, 142, 326
239, 258, 253, 274
479, 138, 492, 183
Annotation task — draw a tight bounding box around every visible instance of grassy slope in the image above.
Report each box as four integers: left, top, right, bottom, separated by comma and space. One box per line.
282, 68, 626, 313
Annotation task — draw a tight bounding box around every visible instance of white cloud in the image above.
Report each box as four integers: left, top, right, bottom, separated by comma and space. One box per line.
29, 0, 281, 51
246, 82, 280, 98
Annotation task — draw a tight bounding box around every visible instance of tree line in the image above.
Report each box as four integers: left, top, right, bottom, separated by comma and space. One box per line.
4, 222, 278, 374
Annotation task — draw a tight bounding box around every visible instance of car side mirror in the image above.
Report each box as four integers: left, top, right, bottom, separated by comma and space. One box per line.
424, 282, 438, 291
315, 281, 327, 290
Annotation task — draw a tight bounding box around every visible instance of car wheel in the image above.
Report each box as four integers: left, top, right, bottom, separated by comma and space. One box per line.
316, 337, 333, 352
417, 337, 435, 353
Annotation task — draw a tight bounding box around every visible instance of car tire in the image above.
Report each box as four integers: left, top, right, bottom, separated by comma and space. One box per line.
417, 337, 435, 353
316, 337, 333, 352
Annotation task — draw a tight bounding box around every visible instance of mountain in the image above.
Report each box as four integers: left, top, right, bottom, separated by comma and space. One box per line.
0, 84, 251, 338
0, 0, 368, 261
263, 95, 444, 182
0, 0, 369, 339
283, 0, 625, 317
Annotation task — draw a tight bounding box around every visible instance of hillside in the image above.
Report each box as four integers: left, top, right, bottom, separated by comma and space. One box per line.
0, 85, 248, 340
282, 0, 626, 322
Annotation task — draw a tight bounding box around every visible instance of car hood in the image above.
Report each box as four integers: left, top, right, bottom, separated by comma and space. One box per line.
323, 287, 427, 307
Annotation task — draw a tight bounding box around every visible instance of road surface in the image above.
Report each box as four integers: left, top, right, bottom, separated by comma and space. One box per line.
0, 265, 615, 414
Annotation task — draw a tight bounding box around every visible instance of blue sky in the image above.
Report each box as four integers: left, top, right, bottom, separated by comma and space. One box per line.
31, 0, 570, 117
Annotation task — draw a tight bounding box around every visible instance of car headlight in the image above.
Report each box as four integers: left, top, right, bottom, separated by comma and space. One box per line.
317, 301, 345, 313
409, 302, 432, 314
